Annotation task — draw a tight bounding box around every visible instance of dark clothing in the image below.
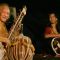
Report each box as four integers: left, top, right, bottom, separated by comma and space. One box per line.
44, 38, 56, 56
44, 26, 56, 56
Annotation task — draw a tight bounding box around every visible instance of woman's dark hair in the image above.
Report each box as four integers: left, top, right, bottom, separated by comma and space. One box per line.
47, 13, 60, 33
48, 11, 57, 17
56, 21, 60, 33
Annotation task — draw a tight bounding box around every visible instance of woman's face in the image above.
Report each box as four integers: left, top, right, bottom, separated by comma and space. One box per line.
0, 6, 10, 22
49, 13, 57, 24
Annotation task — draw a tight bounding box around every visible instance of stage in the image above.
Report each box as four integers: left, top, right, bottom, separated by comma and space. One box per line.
33, 54, 60, 60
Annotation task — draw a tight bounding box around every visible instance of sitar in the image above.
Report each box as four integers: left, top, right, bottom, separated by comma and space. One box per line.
6, 6, 35, 60
6, 6, 27, 60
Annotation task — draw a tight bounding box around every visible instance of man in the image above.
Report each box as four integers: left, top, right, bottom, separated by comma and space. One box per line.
0, 3, 11, 60
0, 3, 35, 60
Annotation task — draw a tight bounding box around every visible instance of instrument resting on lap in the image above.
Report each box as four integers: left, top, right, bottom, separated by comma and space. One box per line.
6, 5, 35, 60
51, 37, 60, 55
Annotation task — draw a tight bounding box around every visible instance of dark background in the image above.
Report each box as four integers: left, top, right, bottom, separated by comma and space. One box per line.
1, 0, 60, 54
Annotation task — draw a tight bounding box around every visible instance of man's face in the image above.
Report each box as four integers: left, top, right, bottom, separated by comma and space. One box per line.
49, 14, 57, 24
0, 6, 10, 22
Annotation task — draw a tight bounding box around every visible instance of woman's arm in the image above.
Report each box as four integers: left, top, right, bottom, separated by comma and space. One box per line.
45, 34, 60, 38
44, 27, 60, 38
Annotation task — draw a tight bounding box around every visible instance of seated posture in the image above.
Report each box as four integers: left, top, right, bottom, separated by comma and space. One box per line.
44, 13, 60, 56
0, 3, 35, 60
0, 3, 11, 60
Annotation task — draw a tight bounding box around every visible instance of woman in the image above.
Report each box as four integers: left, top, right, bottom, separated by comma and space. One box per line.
45, 13, 60, 38
44, 13, 60, 56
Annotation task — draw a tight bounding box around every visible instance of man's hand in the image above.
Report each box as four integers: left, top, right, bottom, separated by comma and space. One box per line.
3, 38, 11, 46
6, 39, 11, 45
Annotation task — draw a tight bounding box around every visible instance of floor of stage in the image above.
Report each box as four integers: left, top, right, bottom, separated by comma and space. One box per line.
33, 54, 60, 60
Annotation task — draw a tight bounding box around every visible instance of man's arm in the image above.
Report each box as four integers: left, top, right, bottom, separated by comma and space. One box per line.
0, 37, 10, 45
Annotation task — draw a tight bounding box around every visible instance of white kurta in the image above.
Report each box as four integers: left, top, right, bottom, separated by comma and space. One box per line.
0, 42, 6, 60
0, 21, 8, 60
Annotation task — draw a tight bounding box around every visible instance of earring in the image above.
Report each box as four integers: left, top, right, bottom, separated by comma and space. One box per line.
56, 18, 58, 20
